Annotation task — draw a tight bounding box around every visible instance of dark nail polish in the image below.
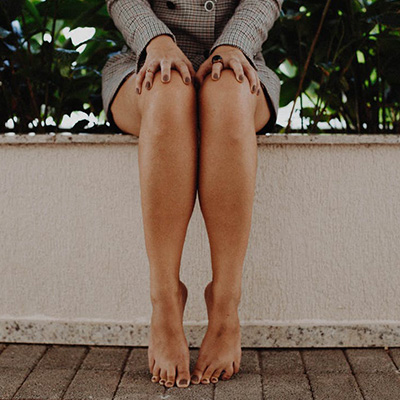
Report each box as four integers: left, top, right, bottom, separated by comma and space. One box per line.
257, 88, 260, 95
213, 73, 218, 79
163, 74, 168, 81
136, 87, 140, 94
191, 375, 199, 383
252, 84, 256, 92
179, 379, 188, 385
239, 74, 244, 81
145, 82, 150, 89
185, 77, 190, 83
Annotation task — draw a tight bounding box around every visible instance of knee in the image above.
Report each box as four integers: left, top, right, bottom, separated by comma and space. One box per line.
198, 69, 255, 113
141, 69, 197, 119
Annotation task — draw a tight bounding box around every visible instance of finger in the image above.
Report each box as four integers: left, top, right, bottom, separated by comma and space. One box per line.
228, 58, 245, 83
242, 64, 259, 94
160, 59, 172, 83
136, 64, 147, 95
174, 61, 192, 84
143, 61, 158, 91
195, 62, 210, 86
211, 62, 224, 80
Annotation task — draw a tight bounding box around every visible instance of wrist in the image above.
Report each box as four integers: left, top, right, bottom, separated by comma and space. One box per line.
146, 34, 175, 51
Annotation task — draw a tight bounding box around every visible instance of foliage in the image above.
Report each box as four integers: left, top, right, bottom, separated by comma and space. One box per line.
266, 0, 400, 133
0, 0, 399, 133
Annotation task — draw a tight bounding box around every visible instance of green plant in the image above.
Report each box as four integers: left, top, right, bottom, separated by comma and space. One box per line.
0, 0, 122, 133
265, 0, 400, 133
1, 0, 399, 133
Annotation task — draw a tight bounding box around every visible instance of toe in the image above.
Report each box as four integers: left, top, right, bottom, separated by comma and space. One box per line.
159, 369, 167, 385
148, 357, 155, 374
200, 365, 215, 384
164, 365, 177, 388
176, 364, 191, 388
211, 367, 224, 383
221, 363, 234, 380
151, 364, 161, 383
233, 360, 240, 374
191, 367, 205, 384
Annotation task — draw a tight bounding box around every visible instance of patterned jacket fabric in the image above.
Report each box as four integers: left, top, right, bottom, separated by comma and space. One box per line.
102, 0, 283, 133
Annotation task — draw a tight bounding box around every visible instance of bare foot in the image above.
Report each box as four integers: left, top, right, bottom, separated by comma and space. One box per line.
148, 280, 191, 388
191, 280, 242, 384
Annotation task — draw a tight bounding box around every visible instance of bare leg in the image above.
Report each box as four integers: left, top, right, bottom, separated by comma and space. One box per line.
110, 69, 198, 388
191, 69, 271, 384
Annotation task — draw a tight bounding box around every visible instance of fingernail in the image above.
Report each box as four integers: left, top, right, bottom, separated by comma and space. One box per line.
213, 73, 218, 79
257, 88, 260, 95
178, 379, 188, 385
136, 87, 140, 94
191, 375, 199, 383
163, 74, 168, 81
185, 77, 190, 83
252, 84, 256, 92
145, 82, 150, 89
239, 74, 244, 81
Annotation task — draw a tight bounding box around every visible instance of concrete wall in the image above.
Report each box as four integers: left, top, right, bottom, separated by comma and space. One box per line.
1, 133, 400, 347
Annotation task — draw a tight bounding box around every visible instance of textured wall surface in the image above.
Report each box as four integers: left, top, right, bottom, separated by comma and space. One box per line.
1, 134, 399, 346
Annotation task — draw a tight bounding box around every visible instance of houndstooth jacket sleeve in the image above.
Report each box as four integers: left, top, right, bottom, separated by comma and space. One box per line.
209, 0, 284, 71
105, 0, 177, 73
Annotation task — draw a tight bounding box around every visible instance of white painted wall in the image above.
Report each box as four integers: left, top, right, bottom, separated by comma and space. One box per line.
1, 133, 399, 347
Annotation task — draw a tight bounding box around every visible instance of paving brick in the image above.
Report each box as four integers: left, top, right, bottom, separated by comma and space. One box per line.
79, 345, 130, 370
302, 349, 351, 373
261, 373, 313, 400
0, 344, 46, 369
63, 369, 123, 400
307, 372, 363, 399
13, 367, 77, 399
346, 348, 398, 373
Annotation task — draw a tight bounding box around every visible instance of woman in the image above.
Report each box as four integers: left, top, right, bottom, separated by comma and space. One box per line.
102, 0, 283, 389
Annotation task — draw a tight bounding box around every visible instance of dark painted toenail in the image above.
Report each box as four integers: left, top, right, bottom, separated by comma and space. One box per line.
151, 376, 157, 382
179, 379, 188, 385
211, 377, 218, 383
191, 375, 199, 383
201, 378, 209, 383
166, 381, 173, 387
159, 379, 165, 384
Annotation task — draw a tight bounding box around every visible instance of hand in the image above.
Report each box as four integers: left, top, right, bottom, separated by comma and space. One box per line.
195, 45, 261, 96
136, 35, 196, 94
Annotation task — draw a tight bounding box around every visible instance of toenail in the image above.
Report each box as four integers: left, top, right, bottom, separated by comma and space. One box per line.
211, 377, 218, 383
191, 375, 199, 383
151, 376, 158, 382
159, 379, 166, 384
178, 379, 188, 386
201, 378, 209, 384
166, 381, 173, 387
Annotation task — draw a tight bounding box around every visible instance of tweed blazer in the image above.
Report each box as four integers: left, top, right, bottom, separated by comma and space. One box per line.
102, 0, 283, 132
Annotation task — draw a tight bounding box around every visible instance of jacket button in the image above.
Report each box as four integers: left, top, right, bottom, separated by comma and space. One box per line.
204, 0, 215, 11
166, 1, 175, 9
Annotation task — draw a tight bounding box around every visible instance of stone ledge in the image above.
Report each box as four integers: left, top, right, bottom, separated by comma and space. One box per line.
1, 318, 399, 347
1, 132, 400, 145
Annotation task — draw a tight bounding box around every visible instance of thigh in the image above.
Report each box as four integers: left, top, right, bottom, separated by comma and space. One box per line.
110, 72, 143, 136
